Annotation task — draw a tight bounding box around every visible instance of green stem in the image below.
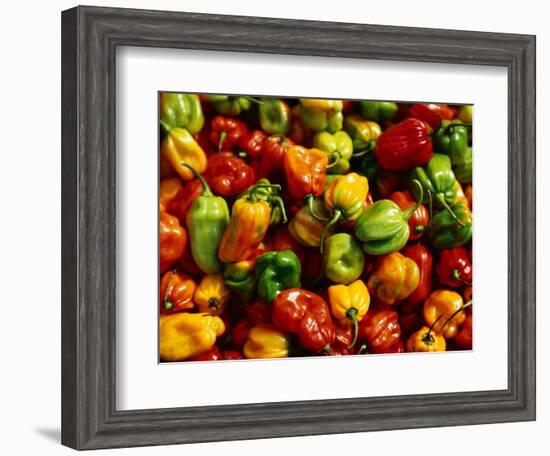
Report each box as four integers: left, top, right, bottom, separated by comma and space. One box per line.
181, 163, 212, 196
357, 343, 368, 355
306, 194, 329, 221
218, 131, 227, 152
452, 269, 472, 286
243, 96, 264, 105
325, 152, 341, 169
350, 139, 377, 158
347, 308, 359, 348
424, 313, 444, 345
319, 210, 342, 254
159, 120, 172, 136
403, 179, 423, 220
435, 193, 465, 227
270, 196, 288, 223
439, 300, 473, 335
427, 189, 433, 219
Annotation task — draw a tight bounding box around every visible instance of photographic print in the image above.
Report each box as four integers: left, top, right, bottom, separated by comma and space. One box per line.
158, 94, 473, 362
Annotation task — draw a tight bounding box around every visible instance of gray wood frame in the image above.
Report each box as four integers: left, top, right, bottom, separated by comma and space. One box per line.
61, 5, 536, 450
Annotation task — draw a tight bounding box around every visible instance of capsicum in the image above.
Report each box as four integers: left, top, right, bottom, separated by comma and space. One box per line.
193, 273, 230, 316
210, 115, 248, 151
160, 93, 204, 134
435, 247, 472, 287
358, 310, 401, 354
160, 210, 187, 272
224, 260, 257, 303
239, 178, 287, 225
428, 202, 472, 249
300, 99, 344, 133
359, 100, 398, 122
323, 233, 365, 285
344, 114, 382, 152
255, 250, 301, 302
168, 178, 203, 226
204, 95, 253, 117
204, 153, 256, 198
258, 134, 294, 178
313, 130, 354, 174
423, 290, 466, 339
434, 120, 472, 184
160, 127, 208, 181
284, 145, 328, 201
243, 324, 290, 359
289, 198, 333, 248
389, 189, 429, 241
259, 98, 291, 135
406, 326, 446, 352
159, 270, 196, 314
272, 288, 335, 353
402, 244, 433, 307
455, 313, 472, 349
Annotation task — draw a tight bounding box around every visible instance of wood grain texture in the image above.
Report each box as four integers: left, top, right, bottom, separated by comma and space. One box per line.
61, 6, 536, 450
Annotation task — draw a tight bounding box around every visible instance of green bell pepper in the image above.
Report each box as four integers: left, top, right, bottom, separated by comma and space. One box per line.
323, 233, 365, 285
205, 95, 253, 116
453, 147, 472, 184
300, 99, 343, 133
239, 179, 287, 225
259, 98, 290, 135
224, 260, 257, 303
359, 101, 398, 122
255, 250, 301, 302
429, 202, 473, 249
434, 121, 472, 184
184, 165, 229, 274
160, 93, 204, 134
313, 131, 354, 174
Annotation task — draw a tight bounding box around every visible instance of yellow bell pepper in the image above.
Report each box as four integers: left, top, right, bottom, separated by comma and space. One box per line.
423, 290, 466, 339
406, 326, 446, 352
243, 324, 290, 359
193, 273, 230, 316
159, 313, 225, 361
367, 252, 420, 305
161, 127, 207, 181
328, 280, 370, 347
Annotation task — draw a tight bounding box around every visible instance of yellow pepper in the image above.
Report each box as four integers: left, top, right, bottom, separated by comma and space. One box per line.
218, 190, 271, 263
328, 280, 370, 347
406, 326, 446, 352
288, 198, 333, 247
161, 127, 207, 181
453, 181, 469, 207
423, 290, 466, 339
159, 176, 183, 206
159, 313, 225, 361
367, 252, 420, 305
243, 324, 290, 359
193, 273, 230, 316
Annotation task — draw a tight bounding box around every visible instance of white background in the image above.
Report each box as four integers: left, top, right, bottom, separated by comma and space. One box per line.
0, 0, 546, 455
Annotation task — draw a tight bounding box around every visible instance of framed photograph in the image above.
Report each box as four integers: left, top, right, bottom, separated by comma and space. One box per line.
61, 6, 536, 450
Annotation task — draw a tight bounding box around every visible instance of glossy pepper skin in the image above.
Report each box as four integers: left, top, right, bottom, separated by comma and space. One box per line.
429, 202, 473, 249
205, 153, 256, 198
435, 121, 472, 184
402, 244, 433, 307
374, 118, 433, 171
259, 98, 291, 135
344, 114, 382, 152
406, 326, 446, 352
239, 130, 267, 161
313, 130, 354, 174
224, 260, 257, 303
240, 179, 287, 225
407, 103, 456, 131
259, 135, 294, 178
205, 95, 252, 117
159, 313, 225, 361
300, 99, 344, 133
168, 179, 203, 226
159, 177, 184, 207
323, 233, 365, 285
367, 252, 420, 305
436, 247, 473, 288
359, 310, 401, 354
455, 313, 472, 349
194, 273, 230, 316
359, 101, 398, 122
389, 190, 429, 241
159, 270, 196, 314
243, 324, 290, 359
185, 166, 229, 274
160, 211, 187, 272
218, 187, 271, 263
161, 128, 208, 181
289, 198, 333, 248
284, 145, 328, 201
210, 115, 248, 151
255, 250, 301, 302
159, 93, 204, 134
423, 290, 465, 339
328, 280, 371, 347
272, 288, 335, 353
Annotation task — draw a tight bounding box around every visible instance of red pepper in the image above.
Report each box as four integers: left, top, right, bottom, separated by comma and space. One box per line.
374, 118, 433, 171
359, 310, 401, 354
239, 130, 267, 160
188, 346, 223, 361
246, 300, 272, 325
222, 350, 244, 360
455, 313, 472, 350
301, 248, 323, 282
402, 244, 433, 308
376, 170, 404, 198
378, 340, 404, 354
168, 178, 203, 226
435, 247, 473, 288
177, 236, 204, 277
204, 153, 256, 197
231, 318, 252, 348
398, 311, 422, 338
269, 225, 306, 264
260, 135, 294, 178
272, 288, 335, 353
210, 115, 248, 151
330, 321, 354, 356
389, 190, 429, 240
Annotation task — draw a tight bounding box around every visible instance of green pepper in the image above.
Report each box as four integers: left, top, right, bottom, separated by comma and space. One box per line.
300, 99, 343, 133
357, 152, 380, 187
313, 131, 354, 174
255, 250, 301, 303
205, 95, 253, 116
259, 98, 290, 135
184, 165, 229, 274
354, 181, 423, 255
359, 101, 398, 122
429, 202, 473, 249
434, 121, 472, 184
239, 178, 287, 225
224, 260, 257, 303
453, 147, 472, 184
323, 233, 365, 285
160, 93, 204, 134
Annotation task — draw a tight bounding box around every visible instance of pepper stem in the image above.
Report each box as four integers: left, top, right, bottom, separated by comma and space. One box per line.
325, 152, 341, 169
403, 179, 423, 220
243, 96, 264, 105
427, 188, 433, 219
350, 139, 377, 158
357, 343, 368, 355
181, 163, 212, 196
347, 307, 359, 348
270, 196, 288, 223
159, 120, 172, 136
306, 194, 329, 221
452, 269, 472, 286
218, 131, 227, 152
319, 210, 342, 254
435, 193, 465, 227
439, 300, 473, 335
425, 313, 445, 344
162, 270, 177, 311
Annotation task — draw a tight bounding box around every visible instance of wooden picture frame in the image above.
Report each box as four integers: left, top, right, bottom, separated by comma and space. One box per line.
61, 6, 536, 450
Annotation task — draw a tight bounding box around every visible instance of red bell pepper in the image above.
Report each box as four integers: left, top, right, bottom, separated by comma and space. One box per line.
455, 313, 472, 350
239, 130, 267, 160
260, 135, 295, 178
204, 153, 256, 197
402, 244, 433, 308
374, 118, 433, 171
330, 321, 354, 356
188, 346, 223, 361
301, 248, 323, 282
210, 115, 248, 151
168, 178, 203, 226
359, 310, 401, 354
272, 288, 335, 353
389, 190, 429, 240
435, 246, 472, 288
177, 236, 204, 277
231, 318, 252, 348
245, 300, 272, 325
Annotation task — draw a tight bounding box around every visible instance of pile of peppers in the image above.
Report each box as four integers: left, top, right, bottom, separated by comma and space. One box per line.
159, 93, 474, 361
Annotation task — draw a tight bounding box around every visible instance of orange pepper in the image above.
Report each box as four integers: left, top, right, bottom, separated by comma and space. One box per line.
283, 145, 328, 201
406, 326, 446, 352
367, 252, 420, 305
159, 177, 183, 207
159, 270, 196, 314
423, 290, 466, 339
193, 273, 230, 316
159, 210, 186, 272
